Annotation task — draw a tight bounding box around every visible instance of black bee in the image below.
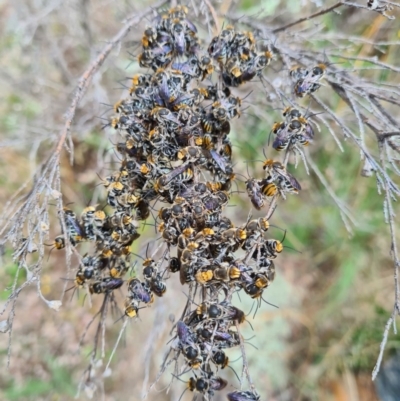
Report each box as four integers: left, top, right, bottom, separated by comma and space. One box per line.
89, 277, 124, 294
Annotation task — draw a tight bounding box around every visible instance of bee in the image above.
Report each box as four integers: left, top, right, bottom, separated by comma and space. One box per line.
158, 206, 172, 222
208, 36, 228, 64
263, 159, 301, 190
169, 257, 181, 273
254, 50, 274, 71
243, 282, 264, 298
151, 107, 180, 128
177, 230, 194, 259
222, 69, 256, 87
199, 55, 214, 80
149, 273, 167, 297
114, 98, 137, 115
156, 165, 194, 192
124, 297, 139, 318
227, 391, 260, 401
135, 199, 150, 221
206, 181, 223, 192
53, 235, 66, 250
289, 66, 308, 81
110, 259, 130, 278
209, 149, 228, 173
220, 301, 245, 323
142, 258, 157, 281
89, 277, 124, 294
245, 217, 270, 233
212, 350, 229, 369
259, 177, 278, 197
211, 264, 229, 282
127, 278, 153, 304
265, 238, 284, 259
195, 269, 214, 285
196, 302, 222, 319
212, 101, 229, 122
172, 56, 200, 80
116, 193, 139, 210
282, 106, 301, 119
107, 182, 125, 207
246, 178, 265, 210
188, 375, 227, 394
221, 227, 247, 248
141, 27, 157, 48
61, 208, 85, 245
177, 146, 202, 163
272, 118, 306, 151
162, 225, 179, 245
182, 345, 202, 369
170, 19, 186, 55
168, 5, 189, 19
220, 25, 236, 42
225, 55, 242, 78
294, 67, 324, 97
111, 115, 138, 131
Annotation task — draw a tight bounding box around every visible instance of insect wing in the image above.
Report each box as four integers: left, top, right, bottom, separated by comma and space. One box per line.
210, 149, 227, 173
176, 320, 191, 344
304, 123, 315, 140
272, 133, 289, 151
65, 213, 84, 237
287, 172, 302, 191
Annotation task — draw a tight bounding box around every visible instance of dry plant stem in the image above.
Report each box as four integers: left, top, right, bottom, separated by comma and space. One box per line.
272, 2, 345, 33
202, 0, 221, 33
381, 132, 400, 140
235, 321, 255, 391
372, 143, 400, 379
141, 302, 168, 398
307, 156, 356, 233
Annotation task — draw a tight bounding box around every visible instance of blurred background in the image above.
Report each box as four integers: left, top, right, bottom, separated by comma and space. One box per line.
0, 0, 399, 400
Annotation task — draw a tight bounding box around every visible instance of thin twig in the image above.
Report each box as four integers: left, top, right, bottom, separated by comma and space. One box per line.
272, 2, 344, 33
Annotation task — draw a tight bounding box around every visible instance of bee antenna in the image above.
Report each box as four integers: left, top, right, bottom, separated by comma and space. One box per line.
253, 301, 260, 319
262, 148, 268, 160
267, 128, 273, 147
283, 245, 302, 254
65, 282, 76, 293
269, 224, 285, 232
130, 252, 145, 261
177, 386, 190, 401
261, 296, 279, 308
99, 102, 113, 108
229, 355, 243, 364
181, 291, 200, 307
281, 229, 287, 243
233, 172, 246, 182
246, 302, 255, 317
243, 340, 258, 350
114, 314, 127, 324
46, 245, 56, 261
95, 116, 110, 122
172, 373, 188, 384
244, 318, 254, 331
227, 365, 241, 384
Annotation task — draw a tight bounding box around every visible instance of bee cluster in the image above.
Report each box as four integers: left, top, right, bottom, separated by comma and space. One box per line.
270, 106, 315, 153
290, 64, 325, 98
51, 6, 318, 400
